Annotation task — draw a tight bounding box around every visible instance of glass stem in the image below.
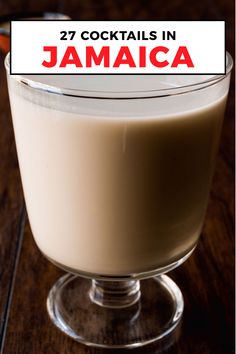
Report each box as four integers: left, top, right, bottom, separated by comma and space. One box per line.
89, 279, 141, 308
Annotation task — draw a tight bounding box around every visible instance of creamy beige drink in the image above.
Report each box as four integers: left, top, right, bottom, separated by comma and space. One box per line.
7, 74, 228, 275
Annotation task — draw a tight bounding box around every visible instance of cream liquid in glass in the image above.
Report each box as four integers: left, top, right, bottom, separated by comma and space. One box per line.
7, 74, 228, 275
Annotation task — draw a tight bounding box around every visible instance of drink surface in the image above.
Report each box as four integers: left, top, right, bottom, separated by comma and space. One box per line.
8, 74, 227, 275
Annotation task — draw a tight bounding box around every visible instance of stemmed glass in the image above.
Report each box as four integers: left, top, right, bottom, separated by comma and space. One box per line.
5, 52, 232, 348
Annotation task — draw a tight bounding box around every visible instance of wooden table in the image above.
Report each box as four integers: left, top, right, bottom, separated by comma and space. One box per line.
0, 1, 234, 353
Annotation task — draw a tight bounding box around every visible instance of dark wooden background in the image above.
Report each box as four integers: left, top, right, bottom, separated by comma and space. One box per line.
0, 0, 234, 353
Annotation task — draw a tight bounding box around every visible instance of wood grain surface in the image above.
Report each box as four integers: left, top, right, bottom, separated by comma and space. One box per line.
0, 1, 234, 353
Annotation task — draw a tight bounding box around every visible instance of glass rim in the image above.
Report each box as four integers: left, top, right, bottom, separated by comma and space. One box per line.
5, 51, 233, 99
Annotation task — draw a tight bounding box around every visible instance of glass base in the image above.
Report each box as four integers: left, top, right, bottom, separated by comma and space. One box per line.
47, 274, 184, 349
